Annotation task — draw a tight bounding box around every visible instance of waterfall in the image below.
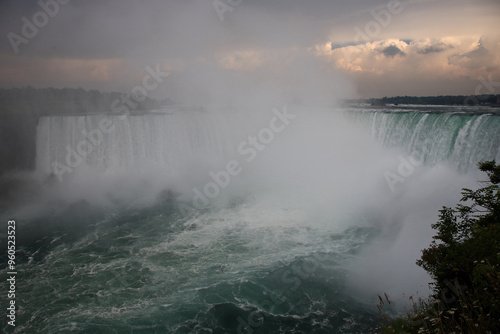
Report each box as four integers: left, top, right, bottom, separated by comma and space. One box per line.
348, 110, 500, 171
36, 108, 500, 180
35, 112, 244, 177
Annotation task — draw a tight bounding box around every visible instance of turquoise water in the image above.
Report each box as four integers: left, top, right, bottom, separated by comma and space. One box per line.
1, 106, 499, 333
4, 200, 380, 333
347, 106, 500, 171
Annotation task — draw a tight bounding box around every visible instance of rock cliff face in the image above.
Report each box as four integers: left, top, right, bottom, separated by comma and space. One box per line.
0, 87, 163, 175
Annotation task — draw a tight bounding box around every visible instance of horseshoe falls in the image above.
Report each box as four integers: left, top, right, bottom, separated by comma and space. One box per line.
347, 107, 500, 172
2, 105, 500, 333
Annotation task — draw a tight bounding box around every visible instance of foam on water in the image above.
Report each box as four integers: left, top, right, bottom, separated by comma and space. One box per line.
2, 105, 498, 332
348, 107, 500, 171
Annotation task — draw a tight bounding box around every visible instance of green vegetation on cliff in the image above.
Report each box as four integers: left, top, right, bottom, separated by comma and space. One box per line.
377, 161, 500, 333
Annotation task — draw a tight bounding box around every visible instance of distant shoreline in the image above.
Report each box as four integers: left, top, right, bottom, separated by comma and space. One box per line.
344, 94, 500, 107
343, 103, 500, 111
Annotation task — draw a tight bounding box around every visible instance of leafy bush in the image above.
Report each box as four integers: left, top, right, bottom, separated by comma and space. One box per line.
375, 161, 500, 333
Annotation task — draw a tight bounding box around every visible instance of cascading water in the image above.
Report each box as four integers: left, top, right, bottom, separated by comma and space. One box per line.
36, 112, 242, 176
37, 107, 500, 178
2, 105, 499, 333
347, 107, 500, 172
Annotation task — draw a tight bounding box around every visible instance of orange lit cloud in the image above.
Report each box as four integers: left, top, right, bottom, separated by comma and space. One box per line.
0, 55, 128, 86
317, 34, 500, 96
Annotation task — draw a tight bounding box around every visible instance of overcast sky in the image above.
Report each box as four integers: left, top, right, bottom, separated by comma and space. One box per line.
0, 0, 499, 102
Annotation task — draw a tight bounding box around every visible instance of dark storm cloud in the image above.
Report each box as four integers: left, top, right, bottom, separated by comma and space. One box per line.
380, 44, 405, 57
416, 42, 450, 54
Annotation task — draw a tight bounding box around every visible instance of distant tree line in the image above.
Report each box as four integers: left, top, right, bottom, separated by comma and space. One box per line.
0, 86, 169, 116
346, 94, 500, 106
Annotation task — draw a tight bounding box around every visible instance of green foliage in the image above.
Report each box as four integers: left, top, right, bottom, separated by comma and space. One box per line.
413, 160, 500, 333
375, 161, 500, 333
